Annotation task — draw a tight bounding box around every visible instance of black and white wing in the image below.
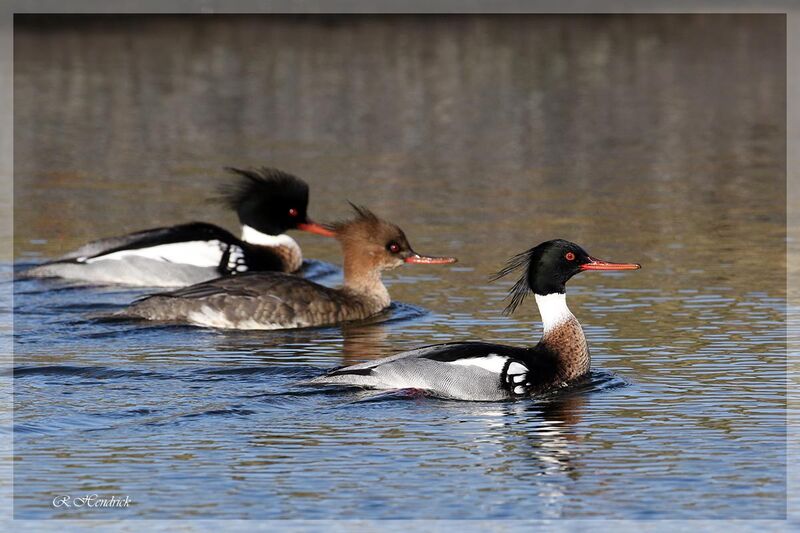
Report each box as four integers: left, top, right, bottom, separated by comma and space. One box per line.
67, 222, 240, 267
22, 222, 248, 287
310, 342, 543, 401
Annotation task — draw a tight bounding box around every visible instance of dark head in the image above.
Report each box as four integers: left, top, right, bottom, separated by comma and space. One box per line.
329, 204, 457, 272
493, 239, 641, 314
218, 167, 333, 237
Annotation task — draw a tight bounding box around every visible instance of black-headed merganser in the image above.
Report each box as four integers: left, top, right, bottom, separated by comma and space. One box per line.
116, 204, 457, 329
308, 239, 640, 401
22, 168, 334, 287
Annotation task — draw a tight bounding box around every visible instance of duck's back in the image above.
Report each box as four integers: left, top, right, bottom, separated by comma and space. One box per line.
21, 222, 288, 287
309, 341, 546, 401
23, 223, 242, 287
120, 272, 385, 329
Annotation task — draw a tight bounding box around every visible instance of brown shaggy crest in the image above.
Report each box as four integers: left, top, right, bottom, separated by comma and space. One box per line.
329, 203, 410, 249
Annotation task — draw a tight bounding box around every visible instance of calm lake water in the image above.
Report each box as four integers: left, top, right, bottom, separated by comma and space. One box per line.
12, 15, 787, 520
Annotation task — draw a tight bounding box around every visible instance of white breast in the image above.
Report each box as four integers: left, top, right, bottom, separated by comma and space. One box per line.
81, 240, 225, 268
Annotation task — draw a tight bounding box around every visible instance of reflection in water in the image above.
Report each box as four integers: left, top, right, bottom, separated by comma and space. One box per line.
242, 382, 593, 519
493, 394, 585, 472
504, 395, 587, 517
340, 322, 391, 364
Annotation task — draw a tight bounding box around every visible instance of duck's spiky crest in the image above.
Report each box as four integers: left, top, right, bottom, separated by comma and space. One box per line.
490, 249, 534, 316
216, 167, 308, 211
327, 202, 383, 235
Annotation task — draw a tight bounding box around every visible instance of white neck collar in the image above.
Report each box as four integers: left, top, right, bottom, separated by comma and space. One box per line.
241, 225, 297, 248
534, 293, 574, 333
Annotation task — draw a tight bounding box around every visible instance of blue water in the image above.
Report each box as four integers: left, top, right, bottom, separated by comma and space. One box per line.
12, 259, 786, 519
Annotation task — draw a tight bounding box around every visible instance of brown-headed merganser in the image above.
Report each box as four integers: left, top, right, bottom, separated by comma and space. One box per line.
22, 168, 334, 287
308, 239, 640, 401
116, 204, 457, 329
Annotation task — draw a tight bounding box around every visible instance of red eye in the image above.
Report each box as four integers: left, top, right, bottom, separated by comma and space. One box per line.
288, 208, 298, 217
387, 242, 401, 253
565, 252, 575, 261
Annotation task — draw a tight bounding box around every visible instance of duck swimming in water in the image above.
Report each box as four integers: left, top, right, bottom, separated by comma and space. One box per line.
117, 204, 457, 329
308, 239, 640, 401
21, 167, 333, 287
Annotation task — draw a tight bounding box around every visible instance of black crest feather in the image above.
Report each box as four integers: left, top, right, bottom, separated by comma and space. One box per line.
212, 167, 311, 234
216, 167, 308, 211
490, 249, 534, 316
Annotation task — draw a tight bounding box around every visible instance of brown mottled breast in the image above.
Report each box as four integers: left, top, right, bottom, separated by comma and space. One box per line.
271, 243, 303, 272
539, 317, 590, 382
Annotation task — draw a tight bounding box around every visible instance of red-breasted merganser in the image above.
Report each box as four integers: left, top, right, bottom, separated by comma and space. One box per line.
22, 168, 333, 287
308, 239, 640, 401
117, 204, 457, 329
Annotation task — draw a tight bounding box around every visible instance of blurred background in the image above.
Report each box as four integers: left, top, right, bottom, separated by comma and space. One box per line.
14, 14, 785, 279
12, 14, 787, 520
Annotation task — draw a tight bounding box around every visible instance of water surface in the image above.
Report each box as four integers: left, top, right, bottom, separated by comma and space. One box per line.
12, 14, 786, 520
